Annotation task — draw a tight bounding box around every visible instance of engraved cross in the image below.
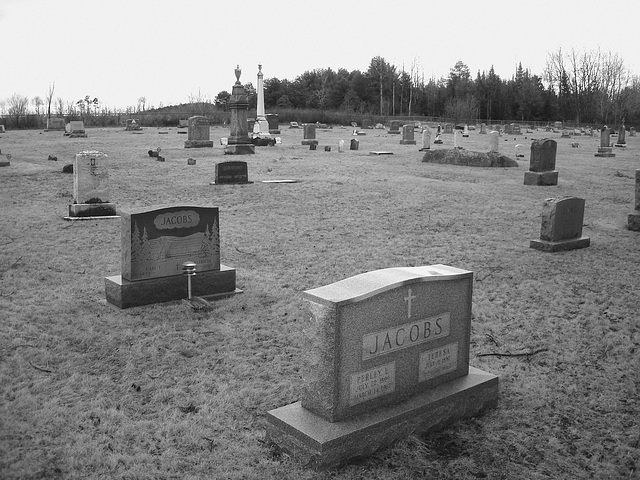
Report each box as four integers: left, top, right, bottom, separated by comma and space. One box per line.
404, 288, 417, 318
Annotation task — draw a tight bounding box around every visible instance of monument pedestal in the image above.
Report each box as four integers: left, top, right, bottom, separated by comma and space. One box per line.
524, 171, 558, 186
67, 202, 117, 218
594, 147, 615, 157
224, 144, 255, 155
184, 140, 214, 148
266, 367, 498, 470
530, 236, 590, 252
400, 140, 417, 145
628, 212, 640, 231
0, 160, 10, 167
301, 140, 319, 146
105, 264, 239, 309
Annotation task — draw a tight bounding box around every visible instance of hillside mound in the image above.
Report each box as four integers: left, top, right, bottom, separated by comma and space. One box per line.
422, 148, 519, 167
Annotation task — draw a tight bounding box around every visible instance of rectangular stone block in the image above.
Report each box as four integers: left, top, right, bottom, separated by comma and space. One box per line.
214, 161, 251, 184
68, 203, 117, 217
265, 366, 498, 469
530, 237, 591, 252
120, 206, 220, 282
529, 139, 557, 172
628, 212, 640, 231
105, 265, 238, 308
524, 170, 558, 186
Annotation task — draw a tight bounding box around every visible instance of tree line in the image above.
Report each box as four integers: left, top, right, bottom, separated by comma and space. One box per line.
3, 47, 639, 129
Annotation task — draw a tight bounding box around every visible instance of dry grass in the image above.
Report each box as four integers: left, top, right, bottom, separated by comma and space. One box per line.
0, 125, 639, 479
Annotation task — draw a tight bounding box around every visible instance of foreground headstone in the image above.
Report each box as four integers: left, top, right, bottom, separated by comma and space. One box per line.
184, 116, 214, 148
399, 125, 416, 145
225, 66, 255, 155
627, 170, 640, 231
67, 151, 117, 218
595, 126, 615, 157
213, 161, 251, 184
530, 197, 590, 252
301, 124, 318, 146
266, 265, 498, 469
419, 127, 431, 151
524, 139, 558, 186
105, 205, 240, 308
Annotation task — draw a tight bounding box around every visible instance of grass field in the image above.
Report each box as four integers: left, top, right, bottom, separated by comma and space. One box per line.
1, 124, 639, 479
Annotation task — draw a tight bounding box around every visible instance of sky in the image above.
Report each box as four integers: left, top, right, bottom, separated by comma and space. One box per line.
1, 0, 639, 112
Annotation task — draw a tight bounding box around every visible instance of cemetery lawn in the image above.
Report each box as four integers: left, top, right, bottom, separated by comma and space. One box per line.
1, 125, 639, 479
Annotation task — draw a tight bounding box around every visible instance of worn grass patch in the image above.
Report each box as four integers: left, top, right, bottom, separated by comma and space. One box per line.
0, 126, 639, 479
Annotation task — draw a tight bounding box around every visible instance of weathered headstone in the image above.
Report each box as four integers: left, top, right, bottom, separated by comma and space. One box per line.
105, 205, 240, 308
388, 121, 401, 134
187, 158, 196, 165
350, 139, 359, 151
444, 124, 453, 134
178, 119, 189, 128
184, 116, 213, 148
615, 123, 626, 147
489, 131, 499, 153
530, 197, 590, 252
213, 161, 251, 184
419, 127, 431, 151
479, 123, 487, 134
224, 66, 255, 155
524, 139, 558, 186
630, 127, 636, 137
301, 124, 318, 146
595, 126, 615, 157
0, 125, 5, 133
362, 118, 373, 129
67, 151, 117, 218
265, 265, 498, 468
338, 140, 345, 153
462, 125, 470, 137
46, 117, 65, 131
399, 125, 416, 145
453, 130, 460, 149
627, 170, 640, 231
511, 123, 521, 135
67, 121, 87, 138
266, 114, 280, 134
554, 121, 563, 130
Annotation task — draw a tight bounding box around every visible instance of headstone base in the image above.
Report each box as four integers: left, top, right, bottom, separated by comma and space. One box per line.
265, 367, 498, 470
399, 140, 417, 145
594, 147, 615, 157
523, 171, 558, 186
419, 147, 430, 152
614, 143, 626, 148
627, 212, 640, 231
0, 161, 10, 167
301, 140, 319, 146
387, 130, 401, 134
529, 236, 590, 252
224, 144, 256, 155
68, 133, 88, 138
68, 203, 117, 217
105, 264, 239, 309
269, 129, 281, 134
184, 140, 214, 148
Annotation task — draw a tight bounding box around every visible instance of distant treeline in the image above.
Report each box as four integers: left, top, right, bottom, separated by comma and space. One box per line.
3, 49, 639, 129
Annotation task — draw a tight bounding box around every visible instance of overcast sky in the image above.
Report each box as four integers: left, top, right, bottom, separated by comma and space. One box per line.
2, 0, 639, 111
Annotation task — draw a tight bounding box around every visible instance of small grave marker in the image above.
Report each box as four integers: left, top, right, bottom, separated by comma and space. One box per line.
66, 151, 117, 218
595, 126, 615, 157
530, 197, 590, 252
301, 124, 318, 146
350, 139, 359, 151
399, 125, 416, 145
524, 139, 558, 186
212, 161, 252, 184
387, 121, 401, 134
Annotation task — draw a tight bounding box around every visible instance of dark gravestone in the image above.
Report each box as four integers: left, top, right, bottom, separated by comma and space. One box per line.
302, 124, 318, 145
265, 265, 498, 468
530, 197, 590, 252
350, 139, 359, 150
105, 205, 239, 308
524, 139, 558, 186
184, 116, 213, 148
399, 125, 416, 145
214, 161, 251, 184
266, 114, 280, 134
628, 170, 640, 231
595, 127, 615, 157
388, 120, 401, 134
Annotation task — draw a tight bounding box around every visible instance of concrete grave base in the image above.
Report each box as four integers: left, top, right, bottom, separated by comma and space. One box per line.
399, 140, 417, 145
184, 140, 214, 148
68, 203, 117, 217
105, 264, 238, 309
0, 161, 10, 167
224, 144, 256, 155
530, 236, 590, 252
627, 212, 640, 231
594, 147, 615, 157
523, 171, 558, 186
301, 140, 319, 146
266, 366, 498, 470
